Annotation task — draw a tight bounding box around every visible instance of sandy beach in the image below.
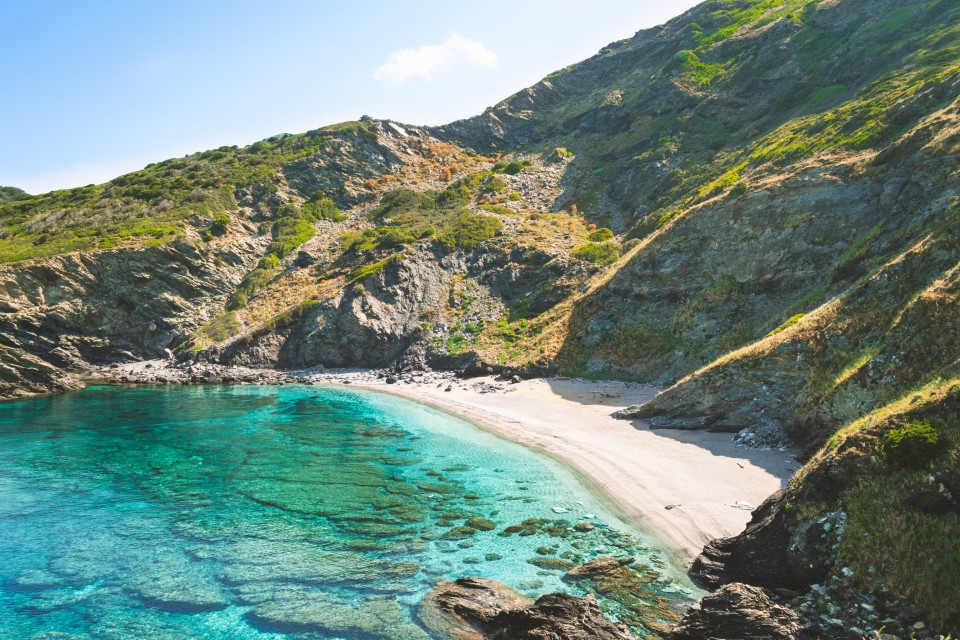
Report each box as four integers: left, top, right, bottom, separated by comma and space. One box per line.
344, 374, 799, 567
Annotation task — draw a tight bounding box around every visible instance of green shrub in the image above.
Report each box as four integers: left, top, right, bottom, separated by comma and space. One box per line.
210, 211, 230, 236
493, 160, 533, 175
508, 192, 521, 201
483, 176, 506, 193
435, 184, 472, 209
435, 212, 503, 250
552, 147, 574, 161
376, 227, 417, 248
302, 192, 344, 221
266, 204, 317, 258
587, 227, 614, 242
344, 226, 417, 252
0, 186, 29, 202
260, 253, 280, 270
881, 420, 945, 468
573, 241, 620, 265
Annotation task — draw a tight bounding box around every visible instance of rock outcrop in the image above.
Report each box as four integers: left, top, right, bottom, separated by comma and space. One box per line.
417, 577, 633, 640
670, 583, 807, 640
0, 234, 264, 397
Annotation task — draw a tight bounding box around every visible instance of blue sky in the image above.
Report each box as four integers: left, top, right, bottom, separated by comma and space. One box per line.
1, 1, 700, 194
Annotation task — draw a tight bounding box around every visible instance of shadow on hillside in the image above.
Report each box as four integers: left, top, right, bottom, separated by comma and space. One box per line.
540, 378, 798, 483
627, 413, 800, 486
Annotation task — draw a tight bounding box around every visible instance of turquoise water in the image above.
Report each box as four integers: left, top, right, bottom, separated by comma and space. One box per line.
0, 385, 696, 639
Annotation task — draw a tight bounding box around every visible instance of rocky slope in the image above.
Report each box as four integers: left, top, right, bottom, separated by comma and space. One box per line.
2, 0, 959, 636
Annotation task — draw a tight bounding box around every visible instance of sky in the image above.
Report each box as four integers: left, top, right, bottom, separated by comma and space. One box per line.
1, 1, 701, 194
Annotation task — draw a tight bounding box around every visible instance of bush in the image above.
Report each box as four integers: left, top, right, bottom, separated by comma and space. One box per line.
551, 147, 574, 161
344, 227, 417, 252
881, 420, 945, 468
573, 241, 620, 265
493, 160, 533, 175
483, 176, 506, 193
210, 211, 230, 236
376, 227, 417, 249
303, 194, 344, 221
587, 227, 614, 242
436, 212, 503, 250
436, 184, 471, 209
268, 217, 315, 258
266, 204, 317, 258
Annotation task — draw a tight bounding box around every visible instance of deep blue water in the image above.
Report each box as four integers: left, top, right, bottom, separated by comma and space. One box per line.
0, 385, 696, 639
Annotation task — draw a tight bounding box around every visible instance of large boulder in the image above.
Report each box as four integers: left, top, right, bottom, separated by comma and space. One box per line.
670, 583, 807, 640
417, 577, 632, 640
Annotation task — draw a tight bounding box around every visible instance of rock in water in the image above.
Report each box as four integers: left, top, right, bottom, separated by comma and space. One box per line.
417, 577, 633, 639
669, 583, 805, 640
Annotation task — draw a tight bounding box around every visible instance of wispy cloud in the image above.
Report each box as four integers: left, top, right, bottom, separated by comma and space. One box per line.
374, 33, 498, 86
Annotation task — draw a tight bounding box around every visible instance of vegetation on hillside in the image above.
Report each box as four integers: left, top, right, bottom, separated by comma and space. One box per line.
0, 127, 365, 262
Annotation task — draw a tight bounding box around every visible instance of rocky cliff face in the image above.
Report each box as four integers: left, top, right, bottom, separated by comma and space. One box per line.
0, 234, 264, 396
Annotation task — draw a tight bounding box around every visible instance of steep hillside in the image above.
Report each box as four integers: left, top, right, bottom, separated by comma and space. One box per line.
2, 0, 959, 636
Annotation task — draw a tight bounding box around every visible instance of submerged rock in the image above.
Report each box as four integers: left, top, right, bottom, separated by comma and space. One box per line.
247, 587, 430, 639
466, 517, 497, 531
564, 557, 681, 633
417, 577, 633, 639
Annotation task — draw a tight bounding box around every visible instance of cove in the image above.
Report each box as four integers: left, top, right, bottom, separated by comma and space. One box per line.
0, 384, 698, 638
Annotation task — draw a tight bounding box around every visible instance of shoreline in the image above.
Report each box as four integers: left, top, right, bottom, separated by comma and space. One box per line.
344, 374, 798, 567
353, 381, 699, 572
83, 361, 799, 566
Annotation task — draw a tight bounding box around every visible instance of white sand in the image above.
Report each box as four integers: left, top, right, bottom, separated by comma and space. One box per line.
344, 374, 798, 567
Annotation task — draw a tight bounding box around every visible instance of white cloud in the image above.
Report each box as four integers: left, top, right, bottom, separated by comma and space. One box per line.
374, 33, 498, 85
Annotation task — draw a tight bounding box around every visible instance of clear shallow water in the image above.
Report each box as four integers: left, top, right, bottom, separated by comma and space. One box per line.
0, 384, 696, 639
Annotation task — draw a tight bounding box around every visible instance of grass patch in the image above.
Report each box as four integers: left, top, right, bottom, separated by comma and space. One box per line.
674, 49, 728, 90
879, 419, 945, 468
197, 311, 240, 344
350, 254, 401, 282
767, 313, 807, 337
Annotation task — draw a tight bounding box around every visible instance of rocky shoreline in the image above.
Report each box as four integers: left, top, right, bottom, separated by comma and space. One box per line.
90, 358, 519, 394
10, 358, 949, 638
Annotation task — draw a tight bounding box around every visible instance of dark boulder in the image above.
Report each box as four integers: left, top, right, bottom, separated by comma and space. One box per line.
417, 577, 632, 640
670, 583, 807, 640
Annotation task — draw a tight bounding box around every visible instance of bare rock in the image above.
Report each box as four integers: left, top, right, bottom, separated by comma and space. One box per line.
417, 577, 632, 640
670, 583, 806, 640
